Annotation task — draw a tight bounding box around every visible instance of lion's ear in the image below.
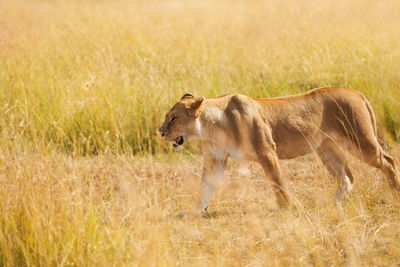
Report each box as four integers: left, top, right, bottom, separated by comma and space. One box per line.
181, 93, 194, 100
188, 97, 205, 118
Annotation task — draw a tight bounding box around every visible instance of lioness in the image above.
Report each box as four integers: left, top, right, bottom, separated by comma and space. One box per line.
159, 87, 400, 213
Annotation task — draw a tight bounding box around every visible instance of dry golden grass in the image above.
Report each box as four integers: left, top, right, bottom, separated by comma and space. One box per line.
1, 0, 400, 154
1, 0, 400, 266
1, 149, 400, 266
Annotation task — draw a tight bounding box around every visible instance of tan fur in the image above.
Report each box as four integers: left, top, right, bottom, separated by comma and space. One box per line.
159, 87, 400, 212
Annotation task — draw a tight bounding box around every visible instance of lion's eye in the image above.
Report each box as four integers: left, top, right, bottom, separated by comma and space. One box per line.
169, 117, 177, 126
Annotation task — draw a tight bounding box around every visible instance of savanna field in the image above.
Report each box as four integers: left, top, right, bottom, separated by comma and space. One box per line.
1, 0, 400, 266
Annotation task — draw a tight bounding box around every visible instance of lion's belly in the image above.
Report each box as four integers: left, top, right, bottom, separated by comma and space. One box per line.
276, 142, 314, 159
275, 133, 323, 159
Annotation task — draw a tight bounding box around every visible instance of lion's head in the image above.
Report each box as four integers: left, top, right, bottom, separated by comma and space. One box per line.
159, 94, 205, 150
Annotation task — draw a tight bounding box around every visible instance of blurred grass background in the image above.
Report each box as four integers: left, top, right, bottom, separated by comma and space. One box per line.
1, 0, 399, 155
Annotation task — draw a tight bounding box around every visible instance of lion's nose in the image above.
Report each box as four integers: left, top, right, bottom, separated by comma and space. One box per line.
159, 128, 165, 137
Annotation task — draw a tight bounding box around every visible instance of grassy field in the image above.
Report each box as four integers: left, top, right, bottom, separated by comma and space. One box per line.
1, 151, 400, 266
1, 0, 400, 266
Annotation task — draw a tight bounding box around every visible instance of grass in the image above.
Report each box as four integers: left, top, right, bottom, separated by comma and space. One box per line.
1, 0, 400, 266
1, 150, 400, 266
1, 0, 400, 155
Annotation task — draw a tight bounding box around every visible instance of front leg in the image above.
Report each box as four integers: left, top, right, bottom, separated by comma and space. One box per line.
198, 153, 228, 213
252, 118, 289, 208
258, 150, 289, 208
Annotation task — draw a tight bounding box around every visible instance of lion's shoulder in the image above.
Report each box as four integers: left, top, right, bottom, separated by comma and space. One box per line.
225, 94, 258, 116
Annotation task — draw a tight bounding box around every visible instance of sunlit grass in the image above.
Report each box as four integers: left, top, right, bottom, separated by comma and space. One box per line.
1, 150, 400, 266
1, 0, 400, 155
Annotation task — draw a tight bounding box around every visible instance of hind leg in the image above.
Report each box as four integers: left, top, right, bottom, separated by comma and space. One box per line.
317, 140, 355, 203
359, 144, 400, 190
381, 151, 400, 189
326, 93, 400, 193
339, 122, 400, 190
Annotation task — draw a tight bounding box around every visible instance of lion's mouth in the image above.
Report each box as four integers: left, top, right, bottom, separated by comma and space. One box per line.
172, 136, 184, 149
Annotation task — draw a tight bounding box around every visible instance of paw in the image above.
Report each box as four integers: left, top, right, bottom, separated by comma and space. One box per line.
201, 202, 208, 212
